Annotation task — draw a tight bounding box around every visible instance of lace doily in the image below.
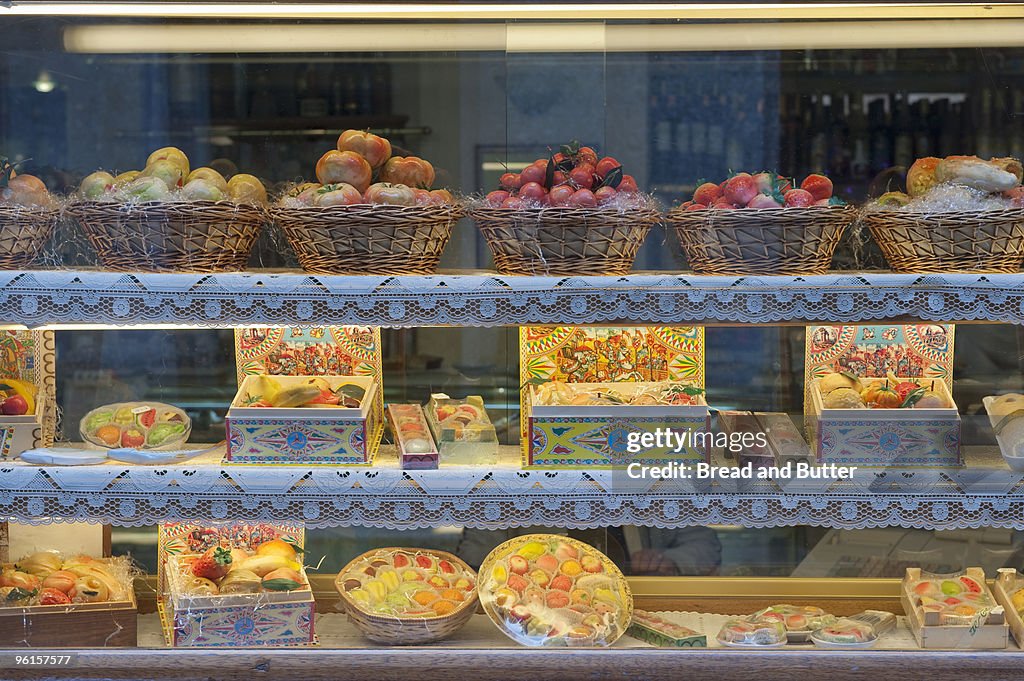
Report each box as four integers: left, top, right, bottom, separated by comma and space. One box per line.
3, 447, 1023, 529
1, 270, 1023, 327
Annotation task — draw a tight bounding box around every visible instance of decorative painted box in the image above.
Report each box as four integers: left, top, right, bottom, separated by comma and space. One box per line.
226, 375, 382, 464
525, 382, 710, 468
0, 392, 45, 460
807, 378, 961, 467
162, 553, 315, 648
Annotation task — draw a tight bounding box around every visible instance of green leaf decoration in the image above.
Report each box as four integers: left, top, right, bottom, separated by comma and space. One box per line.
7, 587, 35, 602
900, 387, 926, 408
262, 578, 303, 592
598, 166, 623, 189
336, 383, 367, 401
544, 155, 556, 189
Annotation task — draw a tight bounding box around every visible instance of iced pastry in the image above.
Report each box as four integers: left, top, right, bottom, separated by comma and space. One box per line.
716, 617, 787, 647
910, 574, 998, 625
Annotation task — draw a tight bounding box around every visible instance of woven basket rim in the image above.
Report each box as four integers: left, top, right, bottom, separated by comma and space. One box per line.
859, 206, 1024, 220
334, 547, 478, 624
471, 205, 659, 218
272, 203, 464, 218
0, 203, 60, 217
668, 205, 857, 218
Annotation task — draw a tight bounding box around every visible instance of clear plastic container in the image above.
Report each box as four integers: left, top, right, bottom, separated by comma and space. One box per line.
425, 394, 499, 465
754, 604, 837, 641
810, 618, 878, 648
478, 534, 632, 647
80, 401, 191, 450
716, 617, 788, 648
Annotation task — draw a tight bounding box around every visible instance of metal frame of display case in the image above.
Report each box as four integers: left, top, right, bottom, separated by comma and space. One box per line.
6, 1, 1024, 676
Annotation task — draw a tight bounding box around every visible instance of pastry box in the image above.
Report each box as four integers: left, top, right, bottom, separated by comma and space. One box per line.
901, 567, 1007, 649
226, 374, 383, 464
808, 377, 961, 467
161, 551, 315, 648
0, 553, 137, 647
387, 403, 438, 470
525, 381, 709, 468
993, 568, 1024, 648
424, 394, 499, 465
627, 610, 706, 647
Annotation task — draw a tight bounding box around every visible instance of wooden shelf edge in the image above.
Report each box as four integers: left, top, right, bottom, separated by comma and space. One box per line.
1, 646, 1020, 681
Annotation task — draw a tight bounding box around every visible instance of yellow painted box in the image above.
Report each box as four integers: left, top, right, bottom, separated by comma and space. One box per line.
525, 382, 710, 468
226, 375, 382, 465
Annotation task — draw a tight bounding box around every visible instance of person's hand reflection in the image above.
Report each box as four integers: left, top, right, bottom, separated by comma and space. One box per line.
630, 549, 680, 576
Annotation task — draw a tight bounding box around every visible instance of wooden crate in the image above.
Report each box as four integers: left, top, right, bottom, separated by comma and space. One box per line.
901, 567, 1007, 649
0, 588, 137, 647
993, 568, 1024, 649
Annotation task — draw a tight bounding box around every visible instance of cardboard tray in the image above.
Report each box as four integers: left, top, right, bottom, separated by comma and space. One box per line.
901, 567, 1007, 650
993, 568, 1024, 649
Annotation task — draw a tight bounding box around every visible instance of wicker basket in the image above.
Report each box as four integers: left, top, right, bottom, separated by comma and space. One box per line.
69, 200, 265, 273
669, 206, 855, 276
472, 206, 659, 276
0, 205, 59, 269
334, 547, 478, 645
272, 204, 461, 275
861, 208, 1024, 273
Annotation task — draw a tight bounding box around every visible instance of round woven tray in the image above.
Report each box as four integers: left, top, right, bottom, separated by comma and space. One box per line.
472, 206, 659, 276
272, 204, 461, 275
69, 200, 266, 273
0, 204, 59, 268
334, 547, 478, 645
861, 208, 1024, 273
668, 206, 855, 276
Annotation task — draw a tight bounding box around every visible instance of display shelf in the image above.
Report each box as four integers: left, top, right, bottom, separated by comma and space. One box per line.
2, 611, 1021, 681
1, 270, 1023, 329
4, 446, 1024, 530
